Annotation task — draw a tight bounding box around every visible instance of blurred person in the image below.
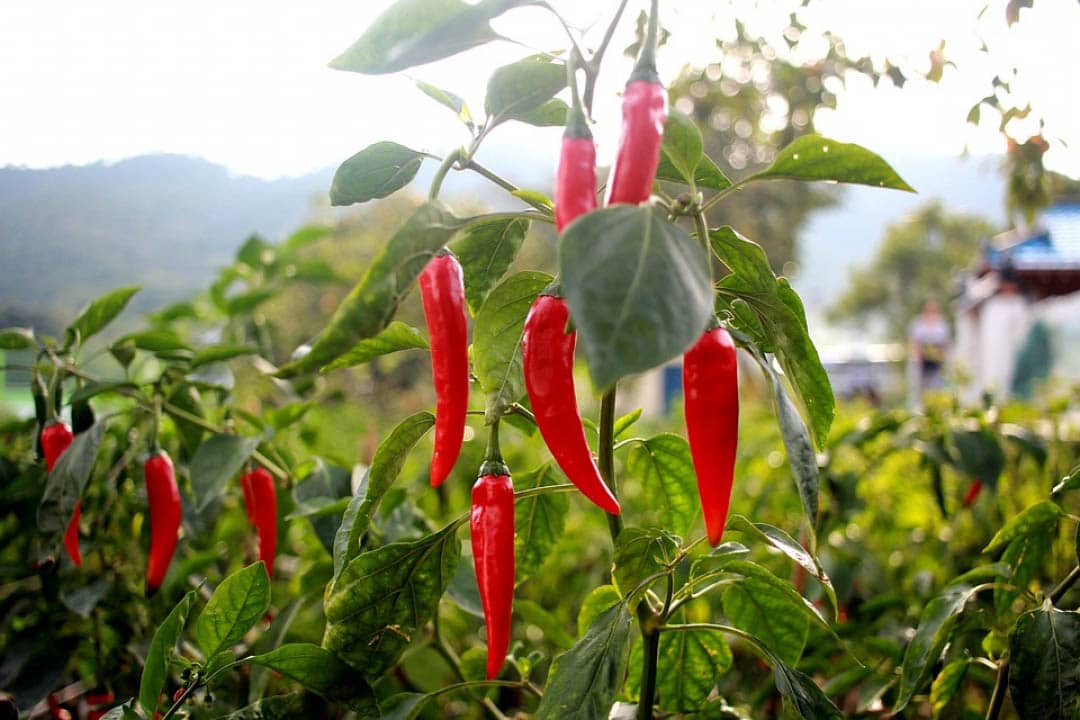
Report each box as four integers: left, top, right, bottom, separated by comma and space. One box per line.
909, 298, 951, 395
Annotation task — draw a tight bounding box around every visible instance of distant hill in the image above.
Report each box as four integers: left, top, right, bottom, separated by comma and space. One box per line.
0, 155, 333, 332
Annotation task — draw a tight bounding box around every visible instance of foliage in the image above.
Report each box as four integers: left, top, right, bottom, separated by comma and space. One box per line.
1, 2, 1078, 720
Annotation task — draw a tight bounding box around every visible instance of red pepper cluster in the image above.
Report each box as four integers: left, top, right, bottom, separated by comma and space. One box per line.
414, 0, 739, 680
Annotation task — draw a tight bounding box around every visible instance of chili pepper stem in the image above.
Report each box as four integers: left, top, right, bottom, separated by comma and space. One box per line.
429, 148, 465, 201
635, 620, 661, 720
597, 388, 623, 540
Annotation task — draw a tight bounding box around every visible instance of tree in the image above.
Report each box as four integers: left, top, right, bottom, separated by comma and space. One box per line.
827, 201, 995, 339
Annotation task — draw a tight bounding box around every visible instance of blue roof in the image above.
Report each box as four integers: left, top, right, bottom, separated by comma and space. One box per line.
987, 201, 1080, 270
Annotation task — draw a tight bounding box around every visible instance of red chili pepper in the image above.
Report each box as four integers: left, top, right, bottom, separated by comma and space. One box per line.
683, 325, 739, 546
145, 451, 181, 595
42, 421, 83, 567
605, 0, 666, 207
962, 478, 984, 508
240, 467, 277, 578
470, 461, 515, 680
522, 294, 621, 514
418, 251, 469, 487
554, 100, 596, 232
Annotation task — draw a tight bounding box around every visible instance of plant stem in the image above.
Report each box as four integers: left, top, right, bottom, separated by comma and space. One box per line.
429, 148, 465, 200
1050, 564, 1080, 604
985, 657, 1009, 720
635, 610, 661, 720
598, 388, 623, 540
583, 0, 631, 115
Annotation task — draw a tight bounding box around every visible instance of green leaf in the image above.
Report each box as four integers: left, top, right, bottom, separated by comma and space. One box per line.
613, 409, 643, 440
626, 616, 732, 711
36, 421, 105, 553
323, 524, 460, 678
751, 135, 914, 191
60, 575, 112, 618
713, 227, 834, 448
625, 434, 699, 539
277, 202, 467, 376
721, 560, 811, 665
514, 98, 569, 127
657, 152, 732, 192
415, 80, 473, 125
536, 602, 633, 720
0, 327, 35, 350
280, 225, 334, 255
760, 642, 843, 719
612, 527, 679, 603
996, 526, 1053, 616
760, 360, 821, 526
224, 288, 277, 316
115, 329, 191, 353
139, 590, 196, 716
189, 434, 260, 512
194, 562, 271, 660
1051, 465, 1080, 496
190, 344, 257, 369
726, 515, 836, 619
321, 321, 429, 372
294, 460, 352, 554
331, 412, 435, 583
951, 428, 1006, 488
65, 286, 140, 346
985, 500, 1063, 553
329, 0, 528, 75
485, 55, 566, 125
446, 552, 484, 618
577, 584, 622, 637
894, 584, 974, 712
473, 270, 552, 422
657, 111, 703, 184
930, 660, 970, 717
1009, 602, 1080, 719
514, 464, 569, 583
515, 599, 576, 650
249, 643, 370, 708
449, 218, 529, 315
216, 694, 317, 719
330, 142, 425, 206
562, 205, 712, 391
270, 401, 314, 431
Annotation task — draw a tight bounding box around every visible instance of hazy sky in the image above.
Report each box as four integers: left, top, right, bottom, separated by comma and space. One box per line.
1, 0, 1076, 179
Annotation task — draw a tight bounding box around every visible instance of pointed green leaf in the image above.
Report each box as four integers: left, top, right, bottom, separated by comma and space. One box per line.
1009, 602, 1080, 720
278, 202, 468, 376
139, 590, 197, 716
249, 643, 371, 709
612, 527, 679, 603
449, 218, 529, 315
561, 205, 712, 390
930, 660, 970, 717
322, 321, 429, 371
985, 500, 1063, 553
721, 560, 811, 665
751, 135, 914, 191
473, 270, 552, 422
190, 344, 257, 369
657, 111, 704, 184
485, 55, 566, 125
625, 433, 699, 539
514, 464, 569, 583
626, 616, 732, 711
0, 327, 35, 350
37, 421, 105, 554
577, 584, 622, 637
415, 80, 472, 125
330, 142, 425, 206
194, 562, 271, 659
331, 412, 434, 582
894, 585, 974, 712
330, 0, 529, 75
66, 286, 140, 346
190, 434, 260, 512
536, 602, 633, 720
515, 599, 576, 650
323, 524, 460, 678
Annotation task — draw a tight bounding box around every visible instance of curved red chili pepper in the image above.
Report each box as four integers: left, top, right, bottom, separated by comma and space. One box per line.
962, 478, 984, 508
554, 106, 596, 232
471, 466, 515, 680
42, 421, 82, 566
683, 326, 739, 546
418, 252, 469, 487
522, 295, 621, 514
144, 451, 181, 595
240, 467, 278, 578
605, 0, 666, 207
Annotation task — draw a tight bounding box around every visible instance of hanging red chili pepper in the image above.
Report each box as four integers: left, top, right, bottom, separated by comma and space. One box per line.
240, 467, 277, 578
42, 421, 83, 567
471, 423, 515, 680
418, 251, 469, 487
144, 451, 181, 595
522, 294, 621, 514
605, 0, 666, 207
555, 75, 596, 232
683, 324, 739, 546
962, 478, 984, 508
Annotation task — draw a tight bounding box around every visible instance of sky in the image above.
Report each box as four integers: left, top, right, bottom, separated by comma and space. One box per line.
0, 0, 1077, 180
